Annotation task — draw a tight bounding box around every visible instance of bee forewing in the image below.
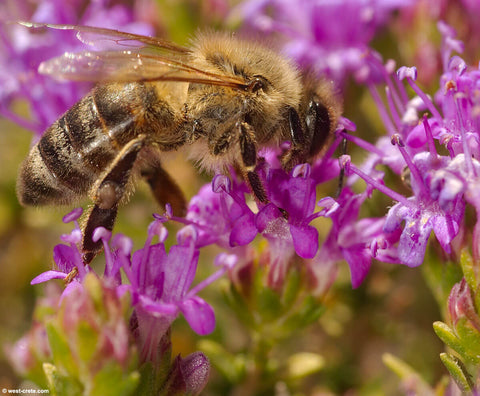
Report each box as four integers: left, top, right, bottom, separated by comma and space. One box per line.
38, 50, 249, 87
21, 22, 248, 88
18, 22, 190, 53
38, 51, 177, 82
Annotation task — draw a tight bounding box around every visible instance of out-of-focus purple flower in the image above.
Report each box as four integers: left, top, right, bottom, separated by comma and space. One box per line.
0, 0, 154, 135
8, 273, 138, 391
6, 323, 50, 380
234, 0, 414, 84
5, 285, 59, 382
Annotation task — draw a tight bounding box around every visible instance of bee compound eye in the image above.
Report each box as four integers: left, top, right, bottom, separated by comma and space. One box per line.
306, 96, 331, 158
247, 76, 267, 93
97, 181, 119, 210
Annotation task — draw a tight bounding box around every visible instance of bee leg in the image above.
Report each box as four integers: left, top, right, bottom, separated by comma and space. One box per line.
82, 135, 146, 263
237, 121, 268, 204
141, 159, 187, 216
281, 106, 308, 171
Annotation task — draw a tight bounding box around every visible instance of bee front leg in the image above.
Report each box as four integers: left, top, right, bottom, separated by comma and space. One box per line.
82, 135, 146, 263
236, 121, 268, 204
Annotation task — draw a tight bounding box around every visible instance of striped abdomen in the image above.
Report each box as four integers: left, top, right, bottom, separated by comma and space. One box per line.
17, 82, 178, 206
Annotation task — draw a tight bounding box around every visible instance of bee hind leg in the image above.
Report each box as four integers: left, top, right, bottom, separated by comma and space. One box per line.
140, 158, 187, 217
82, 135, 146, 263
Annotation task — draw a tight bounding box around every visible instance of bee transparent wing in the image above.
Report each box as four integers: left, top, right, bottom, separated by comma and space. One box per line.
38, 50, 248, 87
19, 22, 248, 88
18, 22, 190, 53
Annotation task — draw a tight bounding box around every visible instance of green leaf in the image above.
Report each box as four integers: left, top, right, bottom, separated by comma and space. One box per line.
43, 363, 83, 396
45, 322, 78, 377
90, 362, 140, 396
453, 317, 480, 362
433, 322, 465, 357
382, 353, 434, 395
439, 352, 474, 394
84, 273, 105, 318
281, 296, 325, 334
135, 362, 156, 396
43, 363, 59, 396
457, 250, 480, 333
76, 321, 99, 364
281, 269, 301, 308
257, 287, 283, 321
198, 340, 245, 383
222, 282, 256, 328
460, 249, 476, 292
434, 321, 480, 364
422, 249, 462, 310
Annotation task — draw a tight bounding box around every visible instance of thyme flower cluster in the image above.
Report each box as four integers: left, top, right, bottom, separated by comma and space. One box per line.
4, 0, 480, 394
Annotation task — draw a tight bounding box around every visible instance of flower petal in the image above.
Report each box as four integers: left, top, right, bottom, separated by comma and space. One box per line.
398, 217, 432, 267
139, 294, 178, 316
179, 296, 215, 335
53, 244, 78, 273
31, 270, 67, 285
230, 213, 257, 246
290, 224, 319, 258
255, 203, 283, 232
342, 247, 372, 289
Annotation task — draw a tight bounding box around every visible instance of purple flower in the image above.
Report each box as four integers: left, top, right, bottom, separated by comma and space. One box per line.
178, 173, 257, 248
0, 0, 154, 135
30, 208, 91, 295
235, 0, 414, 84
342, 130, 465, 269
335, 23, 480, 279
30, 207, 124, 284
116, 219, 236, 361
256, 164, 321, 260
381, 137, 465, 267
316, 188, 400, 288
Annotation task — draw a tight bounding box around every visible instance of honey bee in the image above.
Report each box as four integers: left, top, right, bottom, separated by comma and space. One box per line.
16, 23, 341, 263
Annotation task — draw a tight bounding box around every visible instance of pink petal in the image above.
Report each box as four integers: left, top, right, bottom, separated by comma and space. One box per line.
290, 224, 319, 259
179, 297, 215, 335
31, 270, 67, 285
